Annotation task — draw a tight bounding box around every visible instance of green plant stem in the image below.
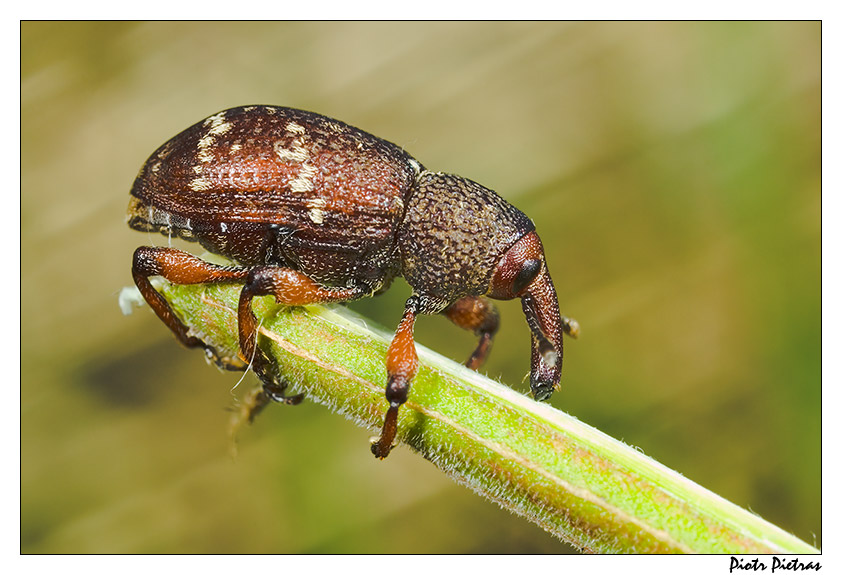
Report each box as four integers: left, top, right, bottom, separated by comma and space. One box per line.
153, 281, 817, 554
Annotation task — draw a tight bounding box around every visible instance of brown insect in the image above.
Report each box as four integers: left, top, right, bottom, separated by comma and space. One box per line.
128, 105, 578, 459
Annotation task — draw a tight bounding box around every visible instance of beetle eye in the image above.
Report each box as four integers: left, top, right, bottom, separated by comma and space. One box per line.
512, 259, 542, 295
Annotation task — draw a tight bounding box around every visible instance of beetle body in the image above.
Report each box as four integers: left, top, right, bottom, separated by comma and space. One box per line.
128, 105, 577, 458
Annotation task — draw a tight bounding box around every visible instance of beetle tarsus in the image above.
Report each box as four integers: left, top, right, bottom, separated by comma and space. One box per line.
241, 380, 305, 424
246, 347, 300, 405
261, 380, 305, 406
466, 334, 493, 371
203, 345, 248, 371
443, 295, 500, 371
371, 404, 400, 459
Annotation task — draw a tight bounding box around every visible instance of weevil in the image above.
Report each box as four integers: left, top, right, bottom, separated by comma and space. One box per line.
128, 105, 578, 459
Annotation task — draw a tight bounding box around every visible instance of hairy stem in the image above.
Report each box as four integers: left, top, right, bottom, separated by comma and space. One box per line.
146, 281, 817, 554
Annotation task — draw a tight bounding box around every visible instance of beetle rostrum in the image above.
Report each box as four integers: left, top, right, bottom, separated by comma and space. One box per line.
128, 105, 578, 459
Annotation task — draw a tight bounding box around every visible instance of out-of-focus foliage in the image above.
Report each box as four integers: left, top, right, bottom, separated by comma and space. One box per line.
21, 22, 819, 553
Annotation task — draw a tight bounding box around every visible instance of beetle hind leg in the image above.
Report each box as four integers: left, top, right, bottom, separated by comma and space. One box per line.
132, 246, 251, 365
236, 265, 365, 402
443, 296, 500, 371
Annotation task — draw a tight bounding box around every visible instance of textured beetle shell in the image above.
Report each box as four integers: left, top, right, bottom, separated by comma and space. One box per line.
399, 172, 534, 308
129, 106, 420, 290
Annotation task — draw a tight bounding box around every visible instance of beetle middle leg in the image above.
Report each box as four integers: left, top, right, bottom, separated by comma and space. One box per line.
237, 266, 364, 406
443, 295, 500, 370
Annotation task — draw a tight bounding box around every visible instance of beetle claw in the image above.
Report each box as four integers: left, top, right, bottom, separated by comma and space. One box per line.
203, 344, 247, 372
262, 381, 305, 406
369, 436, 396, 459
240, 380, 305, 425
371, 403, 401, 459
531, 381, 556, 402
252, 359, 305, 406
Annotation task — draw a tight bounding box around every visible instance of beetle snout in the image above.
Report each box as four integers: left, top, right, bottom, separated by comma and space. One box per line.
521, 266, 563, 401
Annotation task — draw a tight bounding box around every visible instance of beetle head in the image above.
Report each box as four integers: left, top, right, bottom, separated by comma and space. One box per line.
488, 231, 564, 401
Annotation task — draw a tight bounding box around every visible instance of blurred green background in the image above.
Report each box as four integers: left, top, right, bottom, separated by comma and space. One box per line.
21, 22, 820, 553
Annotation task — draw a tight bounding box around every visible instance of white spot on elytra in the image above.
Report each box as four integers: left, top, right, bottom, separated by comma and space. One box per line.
220, 222, 228, 233
290, 164, 318, 193
229, 143, 242, 155
197, 147, 213, 163
190, 177, 213, 191
275, 126, 317, 193
197, 111, 232, 164
274, 141, 309, 163
203, 111, 226, 127
209, 122, 232, 137
308, 207, 325, 224
306, 196, 327, 225
156, 141, 174, 161
286, 122, 306, 135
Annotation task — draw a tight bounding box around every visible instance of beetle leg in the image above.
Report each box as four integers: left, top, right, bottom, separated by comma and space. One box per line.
443, 296, 500, 371
371, 296, 420, 459
259, 381, 306, 405
132, 246, 249, 368
237, 266, 364, 393
243, 381, 306, 424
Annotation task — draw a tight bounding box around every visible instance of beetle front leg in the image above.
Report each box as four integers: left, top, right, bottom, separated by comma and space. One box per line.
237, 266, 364, 405
132, 246, 250, 369
443, 295, 500, 370
371, 296, 420, 459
